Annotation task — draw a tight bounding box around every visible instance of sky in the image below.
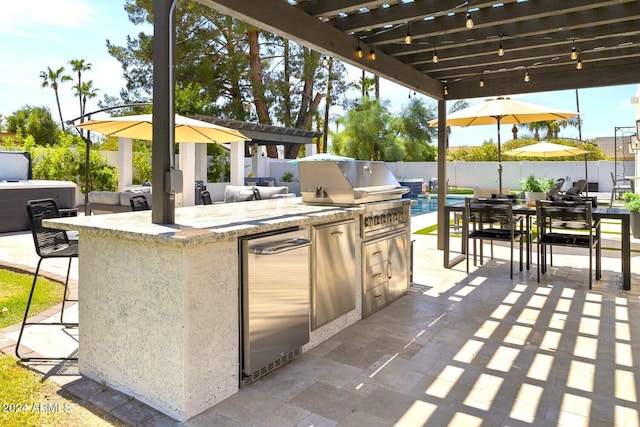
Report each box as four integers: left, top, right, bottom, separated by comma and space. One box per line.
1, 0, 638, 148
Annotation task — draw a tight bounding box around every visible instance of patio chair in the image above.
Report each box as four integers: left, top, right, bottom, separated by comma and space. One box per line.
610, 172, 634, 207
16, 198, 79, 361
200, 190, 213, 205
129, 194, 150, 211
547, 178, 565, 199
551, 179, 586, 202
536, 200, 601, 289
464, 198, 526, 279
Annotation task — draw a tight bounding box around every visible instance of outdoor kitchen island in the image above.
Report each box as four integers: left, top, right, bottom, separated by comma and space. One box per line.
44, 197, 382, 422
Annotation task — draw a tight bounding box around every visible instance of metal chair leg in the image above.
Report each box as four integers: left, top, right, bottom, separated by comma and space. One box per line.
15, 258, 78, 362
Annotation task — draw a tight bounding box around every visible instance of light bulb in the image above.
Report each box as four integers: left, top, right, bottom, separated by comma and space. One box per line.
356, 46, 363, 59
405, 33, 412, 45
322, 57, 328, 67
369, 49, 376, 61
570, 46, 578, 60
466, 12, 473, 29
444, 86, 448, 96
498, 44, 504, 57
479, 78, 485, 87
576, 59, 583, 70
524, 72, 530, 82
432, 51, 438, 63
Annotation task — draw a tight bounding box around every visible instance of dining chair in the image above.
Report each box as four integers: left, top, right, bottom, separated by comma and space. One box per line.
610, 172, 634, 207
464, 198, 525, 279
16, 198, 79, 361
535, 200, 601, 289
129, 194, 150, 211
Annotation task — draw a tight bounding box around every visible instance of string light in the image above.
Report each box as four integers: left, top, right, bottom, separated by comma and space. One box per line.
576, 51, 583, 69
444, 86, 448, 96
479, 77, 485, 87
498, 35, 504, 57
524, 71, 530, 82
322, 56, 329, 67
369, 49, 376, 61
355, 40, 363, 58
432, 46, 438, 63
465, 8, 474, 29
570, 39, 578, 60
405, 24, 412, 45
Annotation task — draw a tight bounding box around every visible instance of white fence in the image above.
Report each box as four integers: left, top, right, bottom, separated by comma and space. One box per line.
101, 151, 635, 195
266, 158, 635, 193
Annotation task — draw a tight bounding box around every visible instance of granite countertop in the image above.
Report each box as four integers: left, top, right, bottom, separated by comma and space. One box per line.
45, 197, 362, 246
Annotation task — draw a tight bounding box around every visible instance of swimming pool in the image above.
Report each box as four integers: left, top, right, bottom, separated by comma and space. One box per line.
409, 195, 466, 216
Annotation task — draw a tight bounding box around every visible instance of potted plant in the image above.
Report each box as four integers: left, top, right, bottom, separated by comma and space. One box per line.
519, 174, 556, 206
621, 192, 640, 238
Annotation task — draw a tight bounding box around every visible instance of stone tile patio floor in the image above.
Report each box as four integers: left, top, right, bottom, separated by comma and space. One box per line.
1, 205, 640, 426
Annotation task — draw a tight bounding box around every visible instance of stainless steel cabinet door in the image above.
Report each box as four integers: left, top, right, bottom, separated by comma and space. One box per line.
311, 220, 356, 330
387, 231, 409, 300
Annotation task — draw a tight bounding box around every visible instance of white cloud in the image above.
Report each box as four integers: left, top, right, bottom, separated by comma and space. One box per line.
0, 0, 95, 36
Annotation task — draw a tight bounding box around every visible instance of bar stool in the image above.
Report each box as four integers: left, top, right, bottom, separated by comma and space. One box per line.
15, 198, 78, 361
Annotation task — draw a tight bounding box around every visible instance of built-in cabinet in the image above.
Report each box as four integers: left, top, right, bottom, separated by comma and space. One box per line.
311, 220, 357, 330
362, 230, 409, 316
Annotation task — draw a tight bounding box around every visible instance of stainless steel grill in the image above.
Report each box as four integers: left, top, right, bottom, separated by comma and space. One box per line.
298, 160, 412, 317
298, 160, 409, 206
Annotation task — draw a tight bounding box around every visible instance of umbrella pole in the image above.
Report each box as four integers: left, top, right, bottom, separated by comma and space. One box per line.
497, 117, 503, 194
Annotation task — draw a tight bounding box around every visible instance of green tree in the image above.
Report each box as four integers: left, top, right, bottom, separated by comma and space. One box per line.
39, 66, 72, 131
331, 98, 403, 161
5, 106, 60, 145
106, 0, 349, 159
391, 98, 437, 161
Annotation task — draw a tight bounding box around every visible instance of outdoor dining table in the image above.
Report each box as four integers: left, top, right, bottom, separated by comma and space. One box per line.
443, 202, 632, 290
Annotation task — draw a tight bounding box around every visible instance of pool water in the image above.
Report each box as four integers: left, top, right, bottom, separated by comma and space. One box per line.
410, 196, 465, 216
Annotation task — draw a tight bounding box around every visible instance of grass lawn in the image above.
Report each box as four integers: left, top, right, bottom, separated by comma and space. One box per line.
0, 354, 126, 426
0, 268, 64, 329
0, 268, 126, 426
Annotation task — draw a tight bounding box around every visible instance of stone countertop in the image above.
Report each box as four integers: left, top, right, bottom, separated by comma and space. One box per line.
45, 197, 362, 246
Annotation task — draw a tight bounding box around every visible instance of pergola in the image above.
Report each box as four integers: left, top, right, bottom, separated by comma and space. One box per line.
150, 0, 640, 240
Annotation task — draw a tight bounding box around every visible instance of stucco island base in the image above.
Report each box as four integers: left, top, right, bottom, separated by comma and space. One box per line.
45, 198, 361, 421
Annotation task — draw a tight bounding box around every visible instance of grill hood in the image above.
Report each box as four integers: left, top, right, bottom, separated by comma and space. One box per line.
298, 160, 409, 205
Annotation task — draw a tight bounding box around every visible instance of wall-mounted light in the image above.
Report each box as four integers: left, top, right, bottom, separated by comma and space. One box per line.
369, 49, 376, 61
498, 35, 504, 57
524, 71, 530, 82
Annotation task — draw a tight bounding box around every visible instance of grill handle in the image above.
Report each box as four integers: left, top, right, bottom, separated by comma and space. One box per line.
356, 187, 410, 197
250, 238, 311, 255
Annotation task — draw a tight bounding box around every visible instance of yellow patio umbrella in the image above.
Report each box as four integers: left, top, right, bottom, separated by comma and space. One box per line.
76, 113, 249, 143
428, 96, 579, 193
503, 141, 588, 158
504, 140, 590, 196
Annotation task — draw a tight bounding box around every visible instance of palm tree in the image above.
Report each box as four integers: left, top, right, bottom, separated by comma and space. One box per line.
39, 66, 72, 131
79, 81, 99, 116
69, 59, 92, 118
